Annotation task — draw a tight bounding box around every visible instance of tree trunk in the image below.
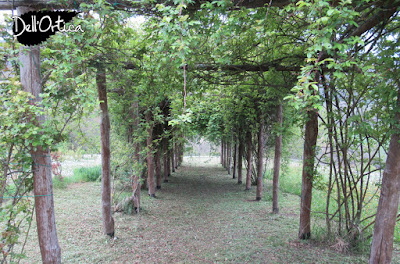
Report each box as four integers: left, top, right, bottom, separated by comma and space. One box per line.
96, 62, 115, 238
163, 138, 169, 183
180, 143, 184, 164
227, 141, 231, 174
256, 118, 264, 201
132, 100, 141, 213
369, 88, 400, 264
221, 140, 223, 165
18, 15, 62, 261
171, 142, 175, 172
245, 131, 252, 190
232, 143, 237, 179
298, 109, 319, 239
155, 147, 162, 189
222, 140, 226, 168
273, 103, 283, 214
145, 111, 156, 197
133, 145, 141, 213
178, 143, 183, 165
167, 146, 171, 176
174, 142, 179, 169
238, 133, 244, 184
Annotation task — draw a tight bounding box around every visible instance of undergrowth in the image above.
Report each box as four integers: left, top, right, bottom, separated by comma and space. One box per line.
53, 165, 101, 189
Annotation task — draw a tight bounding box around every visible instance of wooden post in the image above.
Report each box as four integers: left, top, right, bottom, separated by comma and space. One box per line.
222, 140, 226, 168
238, 132, 244, 184
18, 7, 62, 262
298, 109, 318, 239
96, 62, 115, 237
163, 138, 169, 183
220, 140, 223, 165
369, 88, 400, 264
132, 100, 141, 212
256, 118, 264, 201
145, 111, 156, 197
227, 141, 231, 174
272, 103, 283, 214
232, 143, 237, 179
155, 147, 162, 190
245, 131, 252, 191
171, 140, 175, 173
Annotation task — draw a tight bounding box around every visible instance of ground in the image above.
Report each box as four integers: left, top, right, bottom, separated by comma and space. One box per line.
21, 156, 399, 263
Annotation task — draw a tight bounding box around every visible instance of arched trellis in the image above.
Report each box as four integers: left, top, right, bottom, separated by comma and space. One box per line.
2, 1, 400, 263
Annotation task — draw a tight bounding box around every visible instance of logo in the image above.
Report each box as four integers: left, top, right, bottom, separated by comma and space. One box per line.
12, 11, 83, 46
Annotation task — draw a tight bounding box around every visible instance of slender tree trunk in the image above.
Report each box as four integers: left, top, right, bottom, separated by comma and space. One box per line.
245, 131, 252, 190
221, 140, 223, 165
369, 88, 400, 264
163, 138, 169, 183
227, 141, 231, 174
145, 111, 156, 197
299, 109, 319, 239
155, 147, 162, 190
273, 103, 283, 214
132, 100, 141, 213
167, 146, 171, 176
256, 118, 264, 201
233, 143, 237, 179
18, 17, 62, 261
171, 142, 175, 172
174, 142, 179, 169
238, 133, 244, 184
180, 143, 184, 164
133, 144, 141, 213
222, 140, 226, 168
96, 62, 115, 238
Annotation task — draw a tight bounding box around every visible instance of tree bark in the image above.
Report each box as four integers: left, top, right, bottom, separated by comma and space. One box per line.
273, 103, 283, 214
174, 142, 179, 169
145, 111, 156, 197
299, 109, 319, 239
163, 138, 169, 183
167, 146, 171, 176
133, 145, 141, 213
18, 12, 62, 261
245, 131, 252, 190
222, 140, 226, 168
171, 141, 175, 173
369, 87, 400, 264
155, 147, 162, 189
238, 133, 244, 184
221, 140, 223, 165
232, 143, 237, 179
132, 100, 141, 213
256, 118, 264, 201
227, 141, 231, 174
96, 62, 115, 238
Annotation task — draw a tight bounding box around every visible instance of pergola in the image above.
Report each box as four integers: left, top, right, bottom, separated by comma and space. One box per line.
1, 1, 399, 263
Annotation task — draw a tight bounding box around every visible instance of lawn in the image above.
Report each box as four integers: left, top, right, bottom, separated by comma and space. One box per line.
20, 157, 399, 263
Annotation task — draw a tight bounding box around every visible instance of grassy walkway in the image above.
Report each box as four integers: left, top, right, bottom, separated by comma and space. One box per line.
23, 157, 384, 263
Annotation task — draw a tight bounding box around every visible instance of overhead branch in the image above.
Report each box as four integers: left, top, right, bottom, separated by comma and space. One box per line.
343, 1, 399, 40
188, 63, 301, 72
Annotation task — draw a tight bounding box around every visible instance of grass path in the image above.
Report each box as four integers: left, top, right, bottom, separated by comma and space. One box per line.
23, 157, 388, 263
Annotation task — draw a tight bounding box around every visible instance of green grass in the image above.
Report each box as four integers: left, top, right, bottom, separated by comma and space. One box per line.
53, 166, 101, 189
20, 158, 400, 263
73, 166, 102, 182
268, 162, 400, 249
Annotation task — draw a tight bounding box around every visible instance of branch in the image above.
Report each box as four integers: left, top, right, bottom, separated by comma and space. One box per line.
188, 63, 301, 72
